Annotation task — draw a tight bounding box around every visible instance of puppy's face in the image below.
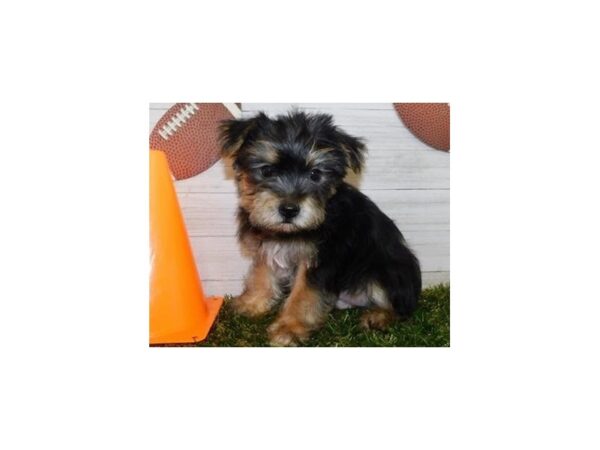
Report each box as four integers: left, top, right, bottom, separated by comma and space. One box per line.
220, 111, 366, 233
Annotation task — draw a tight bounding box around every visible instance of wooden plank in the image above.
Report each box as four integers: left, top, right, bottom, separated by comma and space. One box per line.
149, 103, 174, 110
202, 279, 245, 297
173, 149, 448, 193
365, 189, 450, 231
191, 234, 448, 281
149, 106, 409, 134
240, 106, 443, 153
190, 231, 448, 274
179, 192, 239, 236
170, 107, 449, 192
179, 189, 449, 237
149, 108, 166, 132
174, 166, 449, 192
191, 233, 448, 278
243, 103, 394, 111
242, 107, 404, 128
422, 271, 450, 287
174, 159, 235, 194
191, 236, 252, 281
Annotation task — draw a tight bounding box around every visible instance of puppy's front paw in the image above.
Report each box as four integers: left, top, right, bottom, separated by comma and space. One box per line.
231, 293, 272, 318
268, 318, 309, 347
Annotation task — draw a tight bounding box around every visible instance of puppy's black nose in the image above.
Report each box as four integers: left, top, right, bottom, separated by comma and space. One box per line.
279, 203, 300, 220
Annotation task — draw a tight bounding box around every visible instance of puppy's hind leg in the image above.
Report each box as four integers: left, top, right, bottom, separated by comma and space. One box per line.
360, 283, 397, 331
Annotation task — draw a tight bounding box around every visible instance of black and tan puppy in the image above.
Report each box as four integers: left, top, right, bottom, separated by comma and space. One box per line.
219, 111, 421, 346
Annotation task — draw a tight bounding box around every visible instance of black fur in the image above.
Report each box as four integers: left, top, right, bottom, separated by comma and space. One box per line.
220, 110, 365, 174
220, 111, 421, 320
308, 183, 421, 316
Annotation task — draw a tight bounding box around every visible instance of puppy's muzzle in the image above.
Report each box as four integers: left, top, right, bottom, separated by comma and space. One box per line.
278, 203, 300, 221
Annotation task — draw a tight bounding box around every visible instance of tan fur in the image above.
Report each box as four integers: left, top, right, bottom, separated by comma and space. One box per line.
236, 174, 257, 212
238, 230, 260, 258
306, 146, 336, 166
242, 188, 326, 233
233, 259, 276, 317
250, 190, 283, 229
222, 137, 245, 156
233, 159, 327, 232
250, 141, 280, 164
268, 262, 329, 346
360, 308, 396, 330
295, 196, 325, 230
360, 283, 396, 329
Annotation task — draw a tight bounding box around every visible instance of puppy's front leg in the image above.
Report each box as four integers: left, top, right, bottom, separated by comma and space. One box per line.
268, 262, 332, 346
233, 258, 276, 317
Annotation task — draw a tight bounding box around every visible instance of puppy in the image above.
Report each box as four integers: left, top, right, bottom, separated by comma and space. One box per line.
219, 111, 421, 346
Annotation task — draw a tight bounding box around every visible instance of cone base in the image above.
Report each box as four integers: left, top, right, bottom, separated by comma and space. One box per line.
149, 296, 223, 345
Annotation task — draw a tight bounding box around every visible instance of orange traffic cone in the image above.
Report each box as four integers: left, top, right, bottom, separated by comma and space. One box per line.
149, 150, 222, 344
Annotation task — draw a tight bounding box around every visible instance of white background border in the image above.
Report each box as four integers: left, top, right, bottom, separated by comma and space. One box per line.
1, 1, 599, 449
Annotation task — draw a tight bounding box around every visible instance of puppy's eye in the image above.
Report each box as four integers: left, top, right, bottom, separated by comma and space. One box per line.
260, 165, 275, 178
309, 168, 322, 182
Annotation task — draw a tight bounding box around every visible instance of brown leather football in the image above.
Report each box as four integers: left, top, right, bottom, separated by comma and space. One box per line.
394, 103, 450, 152
150, 103, 235, 180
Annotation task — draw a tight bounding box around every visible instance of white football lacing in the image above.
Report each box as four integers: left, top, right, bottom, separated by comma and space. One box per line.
158, 103, 199, 140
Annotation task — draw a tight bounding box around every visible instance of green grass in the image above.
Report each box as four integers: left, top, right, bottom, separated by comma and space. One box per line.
195, 283, 449, 347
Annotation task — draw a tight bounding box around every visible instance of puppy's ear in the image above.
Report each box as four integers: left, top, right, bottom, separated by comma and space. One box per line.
335, 129, 367, 173
219, 112, 271, 157
219, 113, 267, 157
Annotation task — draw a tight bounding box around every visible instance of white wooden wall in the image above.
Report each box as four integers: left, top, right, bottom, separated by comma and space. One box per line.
149, 103, 450, 296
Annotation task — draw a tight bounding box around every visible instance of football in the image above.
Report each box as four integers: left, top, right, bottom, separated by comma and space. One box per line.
149, 103, 240, 180
394, 103, 450, 152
